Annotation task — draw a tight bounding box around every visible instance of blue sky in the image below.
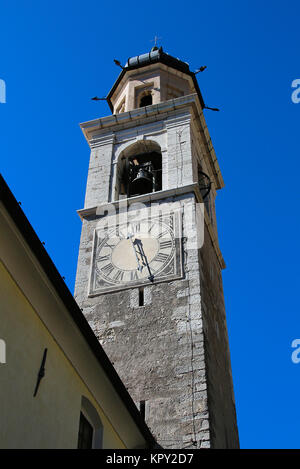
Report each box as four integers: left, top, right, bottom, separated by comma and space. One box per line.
1, 0, 299, 449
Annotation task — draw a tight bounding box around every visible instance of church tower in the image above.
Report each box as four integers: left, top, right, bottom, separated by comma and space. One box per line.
74, 47, 239, 449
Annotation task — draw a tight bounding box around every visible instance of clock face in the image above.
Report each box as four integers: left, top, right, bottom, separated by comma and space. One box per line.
89, 213, 183, 295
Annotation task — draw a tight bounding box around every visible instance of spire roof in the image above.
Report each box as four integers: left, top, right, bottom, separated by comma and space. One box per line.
107, 47, 205, 111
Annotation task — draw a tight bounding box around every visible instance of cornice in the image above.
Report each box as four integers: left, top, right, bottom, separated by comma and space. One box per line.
80, 94, 224, 190
80, 94, 196, 142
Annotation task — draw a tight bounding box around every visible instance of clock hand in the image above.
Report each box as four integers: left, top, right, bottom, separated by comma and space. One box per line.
127, 233, 143, 272
135, 239, 154, 282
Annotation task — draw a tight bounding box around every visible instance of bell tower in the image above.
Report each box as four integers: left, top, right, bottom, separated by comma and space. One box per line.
74, 47, 239, 449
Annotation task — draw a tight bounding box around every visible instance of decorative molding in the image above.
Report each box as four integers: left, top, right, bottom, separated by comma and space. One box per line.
80, 94, 196, 140
89, 132, 115, 149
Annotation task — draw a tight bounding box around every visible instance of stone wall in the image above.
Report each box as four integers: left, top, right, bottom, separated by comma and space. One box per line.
75, 195, 211, 448
199, 224, 239, 448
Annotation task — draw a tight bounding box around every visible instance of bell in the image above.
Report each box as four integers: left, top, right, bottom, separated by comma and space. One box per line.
130, 166, 153, 196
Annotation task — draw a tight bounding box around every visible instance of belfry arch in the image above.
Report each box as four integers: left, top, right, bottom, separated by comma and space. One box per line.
139, 91, 153, 108
115, 140, 162, 200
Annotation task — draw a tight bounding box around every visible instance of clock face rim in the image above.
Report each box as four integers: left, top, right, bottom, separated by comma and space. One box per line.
88, 212, 183, 296
95, 219, 175, 284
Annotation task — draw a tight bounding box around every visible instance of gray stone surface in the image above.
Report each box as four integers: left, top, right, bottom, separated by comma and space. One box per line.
74, 83, 239, 448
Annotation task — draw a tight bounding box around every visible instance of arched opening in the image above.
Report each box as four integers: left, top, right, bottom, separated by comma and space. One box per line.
116, 141, 162, 199
77, 396, 103, 449
139, 92, 152, 108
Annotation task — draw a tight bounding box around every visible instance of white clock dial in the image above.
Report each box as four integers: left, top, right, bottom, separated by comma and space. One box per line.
95, 219, 174, 285
89, 212, 183, 295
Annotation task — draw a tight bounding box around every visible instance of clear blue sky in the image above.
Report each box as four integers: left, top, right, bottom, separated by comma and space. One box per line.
1, 0, 299, 449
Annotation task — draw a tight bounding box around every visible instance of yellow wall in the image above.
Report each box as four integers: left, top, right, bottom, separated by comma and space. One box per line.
0, 261, 125, 449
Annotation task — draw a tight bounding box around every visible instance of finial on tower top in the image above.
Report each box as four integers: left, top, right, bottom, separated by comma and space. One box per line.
150, 35, 162, 51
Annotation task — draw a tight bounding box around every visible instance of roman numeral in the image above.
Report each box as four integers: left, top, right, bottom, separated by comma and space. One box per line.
98, 254, 110, 262
157, 229, 169, 239
160, 240, 172, 249
101, 263, 114, 276
148, 223, 155, 233
113, 270, 124, 282
130, 271, 139, 281
155, 253, 169, 263
103, 240, 115, 249
130, 223, 140, 234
